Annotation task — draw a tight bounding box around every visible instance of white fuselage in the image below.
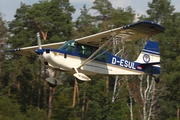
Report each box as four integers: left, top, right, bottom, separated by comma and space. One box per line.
40, 51, 144, 76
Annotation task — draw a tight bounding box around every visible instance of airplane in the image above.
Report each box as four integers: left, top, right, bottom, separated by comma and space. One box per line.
7, 20, 165, 87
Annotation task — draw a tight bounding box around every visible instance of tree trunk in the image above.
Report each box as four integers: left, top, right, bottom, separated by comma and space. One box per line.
86, 99, 89, 119
139, 75, 156, 120
30, 80, 34, 105
177, 107, 180, 120
72, 78, 78, 107
38, 87, 41, 111
43, 67, 47, 109
8, 73, 13, 96
17, 81, 20, 91
126, 76, 133, 120
8, 87, 11, 96
34, 20, 48, 40
106, 76, 109, 105
48, 87, 55, 118
37, 61, 41, 111
81, 91, 86, 118
47, 69, 55, 118
112, 76, 118, 102
148, 80, 155, 120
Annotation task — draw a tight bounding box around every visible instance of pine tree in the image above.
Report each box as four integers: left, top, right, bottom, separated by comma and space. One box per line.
75, 4, 99, 38
146, 0, 180, 119
7, 0, 76, 118
0, 12, 8, 81
146, 0, 175, 23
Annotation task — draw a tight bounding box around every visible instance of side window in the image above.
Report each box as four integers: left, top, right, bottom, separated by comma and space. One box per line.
59, 40, 75, 53
95, 50, 110, 62
77, 44, 109, 62
78, 45, 85, 55
92, 47, 98, 53
78, 45, 91, 56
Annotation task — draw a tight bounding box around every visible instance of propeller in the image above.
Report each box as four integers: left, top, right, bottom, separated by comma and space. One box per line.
37, 32, 42, 49
35, 32, 43, 55
35, 32, 61, 87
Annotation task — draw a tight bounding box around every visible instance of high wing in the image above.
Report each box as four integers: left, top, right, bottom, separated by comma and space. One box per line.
75, 20, 165, 47
7, 21, 165, 56
7, 41, 65, 56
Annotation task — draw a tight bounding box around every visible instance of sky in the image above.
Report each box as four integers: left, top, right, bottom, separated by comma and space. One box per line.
0, 0, 180, 21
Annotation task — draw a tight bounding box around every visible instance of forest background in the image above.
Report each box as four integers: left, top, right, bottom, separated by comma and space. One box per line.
0, 0, 180, 120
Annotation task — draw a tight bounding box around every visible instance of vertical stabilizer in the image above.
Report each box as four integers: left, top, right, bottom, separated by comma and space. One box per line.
135, 40, 160, 64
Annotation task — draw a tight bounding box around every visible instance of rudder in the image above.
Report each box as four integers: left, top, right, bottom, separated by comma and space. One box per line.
135, 40, 160, 64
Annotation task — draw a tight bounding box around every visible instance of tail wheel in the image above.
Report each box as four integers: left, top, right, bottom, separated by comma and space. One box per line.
152, 75, 160, 83
154, 77, 160, 83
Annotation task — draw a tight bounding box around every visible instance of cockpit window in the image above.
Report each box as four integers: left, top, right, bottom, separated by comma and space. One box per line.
59, 40, 75, 53
59, 40, 110, 62
78, 44, 110, 62
78, 45, 92, 56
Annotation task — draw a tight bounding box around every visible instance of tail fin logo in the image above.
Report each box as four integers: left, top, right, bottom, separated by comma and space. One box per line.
143, 54, 150, 63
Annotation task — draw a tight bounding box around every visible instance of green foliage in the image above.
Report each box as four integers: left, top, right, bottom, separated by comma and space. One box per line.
91, 0, 135, 30
145, 0, 180, 119
110, 6, 135, 28
92, 0, 113, 16
8, 3, 33, 48
8, 0, 75, 48
75, 5, 99, 38
0, 13, 7, 38
0, 96, 27, 120
146, 0, 175, 23
52, 86, 74, 119
25, 106, 48, 120
2, 0, 180, 119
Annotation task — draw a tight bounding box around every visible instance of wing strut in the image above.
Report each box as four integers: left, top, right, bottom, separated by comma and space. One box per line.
77, 36, 114, 69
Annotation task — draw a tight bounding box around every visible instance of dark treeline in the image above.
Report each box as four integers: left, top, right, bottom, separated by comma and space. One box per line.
0, 0, 180, 119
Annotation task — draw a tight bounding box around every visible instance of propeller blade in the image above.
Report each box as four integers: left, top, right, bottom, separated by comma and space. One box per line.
37, 32, 42, 49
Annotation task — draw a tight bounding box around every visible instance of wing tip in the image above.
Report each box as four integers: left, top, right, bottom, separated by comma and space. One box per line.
6, 48, 21, 52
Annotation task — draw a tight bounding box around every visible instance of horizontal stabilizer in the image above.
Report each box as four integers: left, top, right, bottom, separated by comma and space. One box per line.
140, 62, 160, 74
140, 62, 160, 67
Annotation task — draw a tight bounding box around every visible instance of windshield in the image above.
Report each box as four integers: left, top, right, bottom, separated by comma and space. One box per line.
59, 40, 75, 53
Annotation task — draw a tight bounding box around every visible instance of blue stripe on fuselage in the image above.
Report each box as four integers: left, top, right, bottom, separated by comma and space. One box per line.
40, 48, 142, 71
40, 48, 160, 74
41, 48, 76, 56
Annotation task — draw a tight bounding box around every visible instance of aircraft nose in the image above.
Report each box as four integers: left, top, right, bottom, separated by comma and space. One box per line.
35, 49, 44, 55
